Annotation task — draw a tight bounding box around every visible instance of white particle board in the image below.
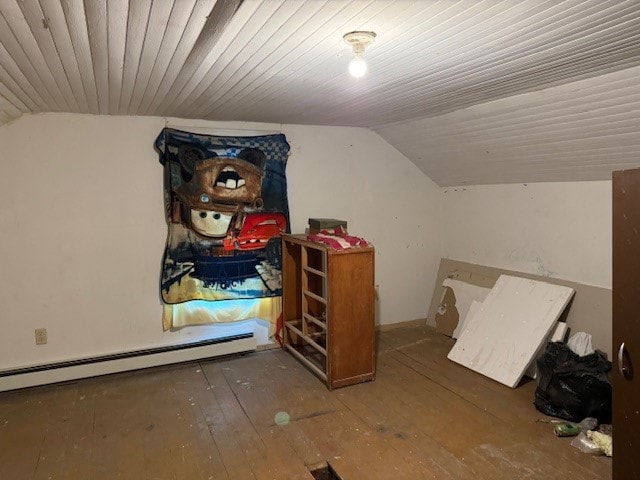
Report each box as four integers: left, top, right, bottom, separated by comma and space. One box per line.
455, 299, 484, 340
436, 279, 491, 337
447, 275, 574, 388
443, 279, 491, 339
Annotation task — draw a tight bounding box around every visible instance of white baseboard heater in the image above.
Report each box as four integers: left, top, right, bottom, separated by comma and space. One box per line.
0, 334, 256, 392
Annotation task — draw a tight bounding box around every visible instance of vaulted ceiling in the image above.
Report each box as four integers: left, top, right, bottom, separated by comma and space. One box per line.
1, 0, 639, 185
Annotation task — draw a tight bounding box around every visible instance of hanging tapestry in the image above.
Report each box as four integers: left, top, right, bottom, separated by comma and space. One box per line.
155, 128, 290, 304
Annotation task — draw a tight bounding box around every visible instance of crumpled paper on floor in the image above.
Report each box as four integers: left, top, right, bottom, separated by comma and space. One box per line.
587, 430, 613, 457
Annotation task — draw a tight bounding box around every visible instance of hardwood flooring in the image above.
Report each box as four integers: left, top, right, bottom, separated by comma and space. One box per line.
0, 325, 611, 479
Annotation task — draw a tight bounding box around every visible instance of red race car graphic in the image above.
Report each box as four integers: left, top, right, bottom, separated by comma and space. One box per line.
223, 212, 287, 251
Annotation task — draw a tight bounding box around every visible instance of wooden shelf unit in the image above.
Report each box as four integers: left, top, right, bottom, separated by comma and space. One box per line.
281, 233, 376, 389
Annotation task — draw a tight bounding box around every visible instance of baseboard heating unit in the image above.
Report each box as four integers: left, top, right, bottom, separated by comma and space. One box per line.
0, 334, 256, 392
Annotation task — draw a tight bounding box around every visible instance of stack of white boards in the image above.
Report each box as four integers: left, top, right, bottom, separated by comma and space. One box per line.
447, 275, 574, 388
441, 278, 492, 339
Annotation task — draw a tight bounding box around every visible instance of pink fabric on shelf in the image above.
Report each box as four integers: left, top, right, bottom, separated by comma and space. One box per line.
307, 226, 370, 250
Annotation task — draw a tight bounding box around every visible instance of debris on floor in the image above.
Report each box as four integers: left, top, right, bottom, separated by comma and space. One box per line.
571, 431, 604, 454
578, 417, 599, 431
554, 422, 580, 437
274, 411, 290, 426
587, 430, 613, 457
570, 429, 613, 457
567, 331, 595, 356
543, 416, 614, 457
547, 417, 598, 438
533, 342, 611, 423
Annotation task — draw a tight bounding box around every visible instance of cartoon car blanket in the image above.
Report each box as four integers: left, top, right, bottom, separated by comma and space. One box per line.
155, 128, 290, 304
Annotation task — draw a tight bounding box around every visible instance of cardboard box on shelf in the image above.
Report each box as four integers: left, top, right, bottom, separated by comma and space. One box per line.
308, 218, 347, 233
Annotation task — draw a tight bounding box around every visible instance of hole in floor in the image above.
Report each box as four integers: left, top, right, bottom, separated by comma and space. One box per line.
309, 462, 342, 480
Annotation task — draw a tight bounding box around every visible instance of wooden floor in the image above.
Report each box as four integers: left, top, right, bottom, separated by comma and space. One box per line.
0, 325, 611, 479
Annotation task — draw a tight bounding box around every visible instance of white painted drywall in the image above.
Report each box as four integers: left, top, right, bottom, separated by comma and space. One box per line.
0, 113, 442, 370
282, 124, 443, 329
442, 182, 612, 289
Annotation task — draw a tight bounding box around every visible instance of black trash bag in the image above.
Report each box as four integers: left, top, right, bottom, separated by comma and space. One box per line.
533, 341, 612, 423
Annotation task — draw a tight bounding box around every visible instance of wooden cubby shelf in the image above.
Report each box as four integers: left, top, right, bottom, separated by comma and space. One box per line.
281, 233, 376, 390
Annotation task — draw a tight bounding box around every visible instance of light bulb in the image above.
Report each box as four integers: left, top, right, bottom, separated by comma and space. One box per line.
343, 31, 376, 78
348, 57, 367, 78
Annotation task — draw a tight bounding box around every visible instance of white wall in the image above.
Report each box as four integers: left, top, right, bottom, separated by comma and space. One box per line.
282, 124, 443, 327
442, 182, 612, 288
0, 113, 442, 370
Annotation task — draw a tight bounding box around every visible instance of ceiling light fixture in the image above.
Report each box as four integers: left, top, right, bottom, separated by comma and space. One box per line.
343, 31, 376, 78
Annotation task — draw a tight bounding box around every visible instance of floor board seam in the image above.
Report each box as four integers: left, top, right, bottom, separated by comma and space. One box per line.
389, 347, 505, 422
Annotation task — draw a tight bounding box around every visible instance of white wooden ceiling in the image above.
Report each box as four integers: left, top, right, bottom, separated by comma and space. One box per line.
374, 66, 640, 186
1, 0, 639, 185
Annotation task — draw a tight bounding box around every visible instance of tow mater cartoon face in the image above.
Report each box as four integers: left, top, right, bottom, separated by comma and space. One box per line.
175, 152, 264, 211
171, 146, 287, 250
171, 147, 268, 234
189, 209, 234, 237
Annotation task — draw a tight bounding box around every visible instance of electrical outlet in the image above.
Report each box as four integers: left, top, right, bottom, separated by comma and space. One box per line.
35, 328, 47, 345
